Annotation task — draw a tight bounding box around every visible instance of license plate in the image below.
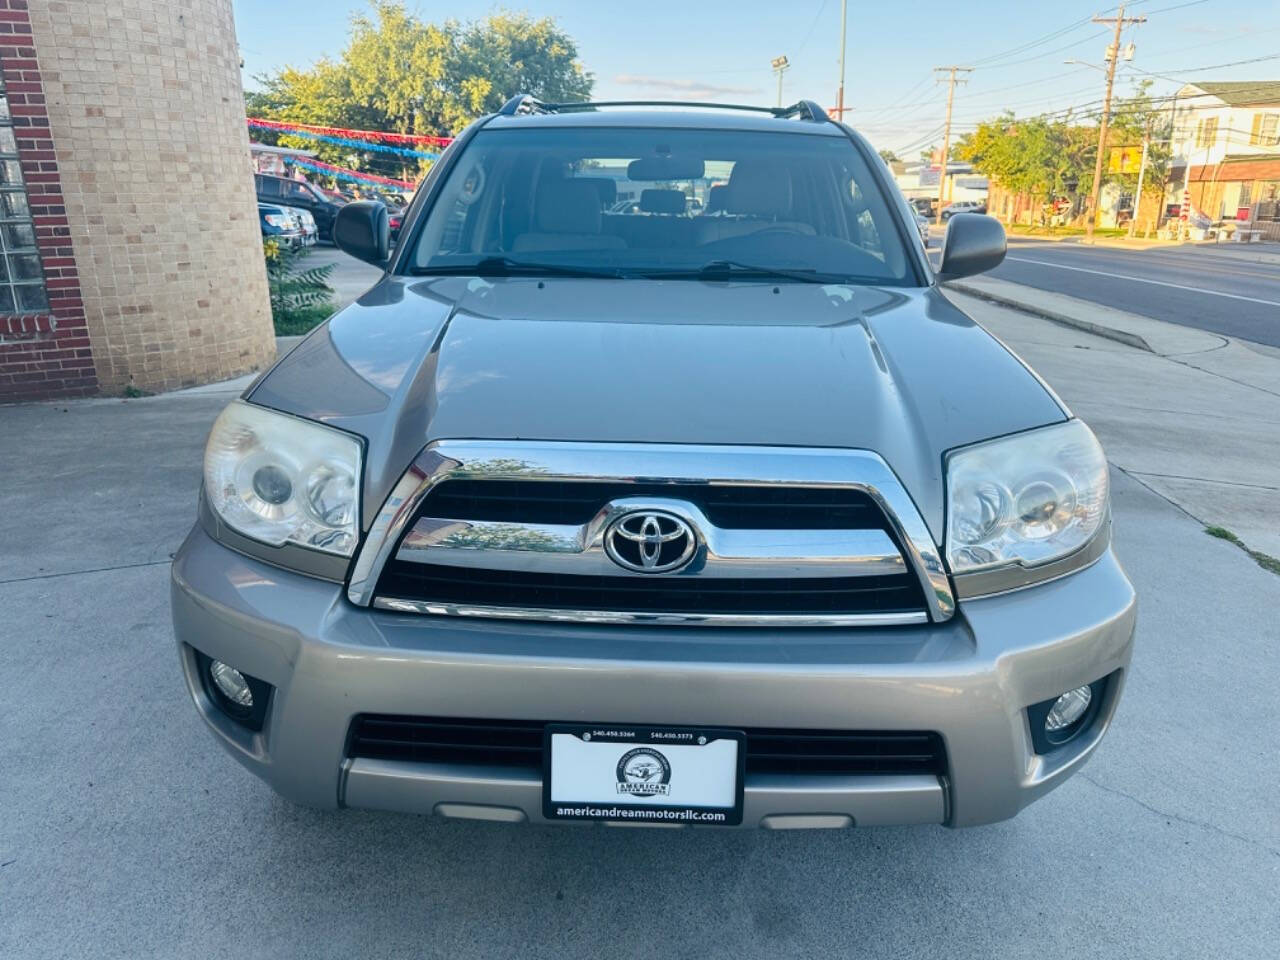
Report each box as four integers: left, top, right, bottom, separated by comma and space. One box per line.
543, 724, 745, 826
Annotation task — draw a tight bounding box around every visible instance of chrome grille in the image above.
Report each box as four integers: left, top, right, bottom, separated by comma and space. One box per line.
350, 442, 955, 626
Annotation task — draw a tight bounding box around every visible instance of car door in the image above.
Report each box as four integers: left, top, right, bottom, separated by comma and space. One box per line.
284, 180, 333, 238
256, 174, 283, 204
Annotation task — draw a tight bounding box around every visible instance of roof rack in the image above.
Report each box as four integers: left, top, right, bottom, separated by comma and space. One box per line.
496, 95, 831, 123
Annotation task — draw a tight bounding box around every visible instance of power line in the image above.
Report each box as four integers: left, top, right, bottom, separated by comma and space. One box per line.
967, 14, 1097, 68
793, 0, 830, 57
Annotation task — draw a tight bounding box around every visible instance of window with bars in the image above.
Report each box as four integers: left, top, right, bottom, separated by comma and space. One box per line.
0, 79, 47, 314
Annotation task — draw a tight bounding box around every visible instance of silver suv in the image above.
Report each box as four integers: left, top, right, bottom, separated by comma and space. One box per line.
173, 97, 1135, 829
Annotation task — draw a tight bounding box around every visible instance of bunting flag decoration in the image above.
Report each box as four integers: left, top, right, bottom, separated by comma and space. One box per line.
248, 120, 441, 160
247, 117, 453, 149
288, 156, 416, 191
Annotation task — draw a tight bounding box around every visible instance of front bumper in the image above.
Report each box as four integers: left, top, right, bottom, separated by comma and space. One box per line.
171, 526, 1136, 828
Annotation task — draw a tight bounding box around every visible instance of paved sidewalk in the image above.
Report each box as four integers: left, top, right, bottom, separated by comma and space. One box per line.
3, 390, 1278, 960
946, 286, 1280, 559
950, 275, 1221, 355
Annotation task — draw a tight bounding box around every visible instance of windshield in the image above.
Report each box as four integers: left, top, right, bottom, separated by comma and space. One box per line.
407, 126, 916, 284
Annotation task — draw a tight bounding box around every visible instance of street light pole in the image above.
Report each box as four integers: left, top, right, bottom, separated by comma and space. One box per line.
1084, 4, 1146, 241
836, 0, 848, 119
772, 55, 790, 108
933, 66, 972, 226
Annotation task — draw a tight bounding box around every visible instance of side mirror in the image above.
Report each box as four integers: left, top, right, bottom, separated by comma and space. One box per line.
935, 213, 1006, 283
333, 200, 390, 266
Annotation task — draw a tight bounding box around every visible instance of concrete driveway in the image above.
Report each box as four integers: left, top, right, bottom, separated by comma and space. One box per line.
2, 310, 1278, 958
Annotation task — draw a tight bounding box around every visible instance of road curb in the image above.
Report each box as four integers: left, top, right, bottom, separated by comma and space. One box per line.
947, 280, 1155, 353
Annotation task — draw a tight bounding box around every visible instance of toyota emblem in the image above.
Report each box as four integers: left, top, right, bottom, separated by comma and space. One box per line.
604, 510, 696, 574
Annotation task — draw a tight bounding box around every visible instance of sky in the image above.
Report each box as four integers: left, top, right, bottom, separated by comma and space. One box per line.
233, 0, 1280, 158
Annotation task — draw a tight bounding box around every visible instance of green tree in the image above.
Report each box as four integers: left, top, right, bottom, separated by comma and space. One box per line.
247, 2, 593, 181
878, 148, 900, 164
956, 112, 1096, 207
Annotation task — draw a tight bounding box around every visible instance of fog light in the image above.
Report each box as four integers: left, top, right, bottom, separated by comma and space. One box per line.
1045, 685, 1092, 732
210, 660, 254, 708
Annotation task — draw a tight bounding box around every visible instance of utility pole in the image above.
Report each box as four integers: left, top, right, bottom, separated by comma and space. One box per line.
772, 55, 790, 108
835, 0, 848, 119
1085, 4, 1146, 241
933, 66, 971, 226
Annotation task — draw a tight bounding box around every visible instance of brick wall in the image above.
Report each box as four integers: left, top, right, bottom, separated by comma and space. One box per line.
2, 0, 275, 401
0, 0, 95, 399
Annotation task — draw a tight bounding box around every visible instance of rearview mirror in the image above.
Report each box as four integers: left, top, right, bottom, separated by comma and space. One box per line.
935, 213, 1006, 283
627, 156, 706, 181
333, 200, 390, 266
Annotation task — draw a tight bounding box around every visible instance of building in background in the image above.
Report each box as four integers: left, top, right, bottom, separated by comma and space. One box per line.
1166, 81, 1280, 240
250, 143, 317, 177
888, 160, 988, 213
0, 0, 273, 401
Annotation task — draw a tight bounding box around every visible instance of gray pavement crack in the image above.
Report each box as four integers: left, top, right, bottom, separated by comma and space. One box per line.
0, 558, 172, 586
1163, 339, 1230, 358
1127, 470, 1280, 492
1113, 465, 1206, 526
1163, 355, 1280, 401
1077, 773, 1280, 858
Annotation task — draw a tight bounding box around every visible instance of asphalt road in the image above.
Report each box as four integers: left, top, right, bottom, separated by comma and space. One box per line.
2, 304, 1279, 958
985, 239, 1280, 347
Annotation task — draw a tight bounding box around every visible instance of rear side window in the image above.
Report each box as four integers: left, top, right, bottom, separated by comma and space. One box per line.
257, 176, 281, 198
285, 181, 315, 203
409, 126, 915, 285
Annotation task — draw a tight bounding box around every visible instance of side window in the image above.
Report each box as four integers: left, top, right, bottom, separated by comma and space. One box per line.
848, 179, 884, 260
286, 182, 314, 203
258, 176, 281, 198
415, 153, 492, 264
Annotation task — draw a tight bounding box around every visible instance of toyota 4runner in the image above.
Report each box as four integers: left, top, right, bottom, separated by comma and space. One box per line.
172, 97, 1135, 829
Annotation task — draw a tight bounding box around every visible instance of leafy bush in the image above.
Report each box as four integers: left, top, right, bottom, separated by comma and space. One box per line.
264, 238, 335, 335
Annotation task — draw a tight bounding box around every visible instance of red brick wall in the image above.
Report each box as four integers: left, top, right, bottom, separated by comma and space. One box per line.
0, 0, 96, 401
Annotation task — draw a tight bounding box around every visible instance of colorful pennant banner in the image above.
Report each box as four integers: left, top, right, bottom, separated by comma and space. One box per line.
247, 117, 453, 149
249, 120, 441, 160
288, 156, 416, 191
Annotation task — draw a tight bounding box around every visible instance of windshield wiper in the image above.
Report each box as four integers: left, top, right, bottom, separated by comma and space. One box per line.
410, 257, 625, 279
644, 260, 849, 284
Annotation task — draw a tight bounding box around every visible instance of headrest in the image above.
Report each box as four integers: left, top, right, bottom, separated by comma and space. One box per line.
575, 177, 617, 208
705, 184, 729, 213
727, 160, 793, 218
535, 179, 603, 234
639, 189, 687, 215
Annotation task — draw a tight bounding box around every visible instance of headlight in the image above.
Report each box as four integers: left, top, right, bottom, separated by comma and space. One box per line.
203, 401, 362, 556
945, 420, 1108, 575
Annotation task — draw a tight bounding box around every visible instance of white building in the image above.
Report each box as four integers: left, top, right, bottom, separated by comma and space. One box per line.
889, 160, 988, 211
1165, 81, 1280, 236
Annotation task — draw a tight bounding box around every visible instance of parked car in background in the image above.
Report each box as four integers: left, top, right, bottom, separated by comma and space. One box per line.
909, 206, 931, 246
255, 174, 344, 241
909, 197, 934, 219
287, 206, 318, 246
940, 200, 986, 220
257, 202, 305, 247
178, 97, 1133, 832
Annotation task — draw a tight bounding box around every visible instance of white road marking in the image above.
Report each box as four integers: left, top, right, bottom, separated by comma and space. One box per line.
1005, 256, 1280, 307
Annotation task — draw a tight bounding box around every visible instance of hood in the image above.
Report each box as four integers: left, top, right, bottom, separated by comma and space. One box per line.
249, 276, 1065, 537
